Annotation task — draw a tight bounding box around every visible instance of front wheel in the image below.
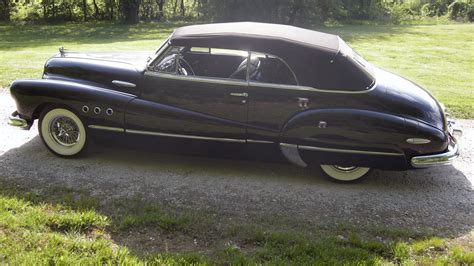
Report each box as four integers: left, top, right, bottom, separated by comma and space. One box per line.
39, 108, 87, 157
320, 165, 370, 182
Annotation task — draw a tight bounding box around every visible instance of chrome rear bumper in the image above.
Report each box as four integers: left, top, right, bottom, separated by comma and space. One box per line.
8, 111, 29, 129
411, 118, 462, 168
411, 142, 460, 168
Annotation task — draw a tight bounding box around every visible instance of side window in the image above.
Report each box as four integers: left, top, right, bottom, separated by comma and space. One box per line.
181, 47, 249, 81
249, 53, 297, 86
150, 46, 180, 73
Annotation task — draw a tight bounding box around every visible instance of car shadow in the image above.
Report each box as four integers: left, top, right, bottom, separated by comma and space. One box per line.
0, 134, 472, 251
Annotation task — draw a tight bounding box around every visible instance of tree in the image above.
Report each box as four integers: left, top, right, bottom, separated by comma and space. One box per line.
82, 0, 88, 21
0, 0, 12, 21
121, 0, 140, 23
156, 0, 165, 20
180, 0, 185, 16
93, 0, 101, 18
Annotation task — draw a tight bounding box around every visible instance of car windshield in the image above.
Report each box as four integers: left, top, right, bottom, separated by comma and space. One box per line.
338, 38, 375, 79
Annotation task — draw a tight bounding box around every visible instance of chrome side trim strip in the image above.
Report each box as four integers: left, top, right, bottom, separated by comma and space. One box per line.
112, 80, 136, 88
249, 81, 377, 94
295, 144, 403, 156
88, 125, 125, 132
126, 129, 246, 143
411, 143, 460, 168
247, 139, 274, 144
145, 71, 376, 94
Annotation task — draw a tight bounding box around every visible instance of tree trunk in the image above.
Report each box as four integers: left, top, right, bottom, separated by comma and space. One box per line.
93, 0, 100, 18
287, 0, 303, 25
172, 0, 178, 18
180, 0, 185, 17
156, 0, 164, 20
82, 0, 88, 21
52, 0, 56, 19
110, 0, 114, 20
121, 0, 140, 24
43, 1, 47, 21
0, 0, 10, 21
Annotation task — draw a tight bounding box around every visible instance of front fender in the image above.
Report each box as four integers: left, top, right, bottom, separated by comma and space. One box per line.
10, 79, 136, 129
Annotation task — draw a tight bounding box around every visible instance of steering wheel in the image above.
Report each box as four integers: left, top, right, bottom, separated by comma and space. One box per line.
178, 57, 195, 76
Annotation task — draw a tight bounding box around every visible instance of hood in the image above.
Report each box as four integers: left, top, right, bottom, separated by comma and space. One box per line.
374, 67, 446, 131
43, 52, 150, 94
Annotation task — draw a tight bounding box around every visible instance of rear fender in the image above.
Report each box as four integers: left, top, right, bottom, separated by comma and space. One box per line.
279, 108, 411, 169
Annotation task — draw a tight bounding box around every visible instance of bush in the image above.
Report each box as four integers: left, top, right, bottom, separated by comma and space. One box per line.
448, 0, 474, 21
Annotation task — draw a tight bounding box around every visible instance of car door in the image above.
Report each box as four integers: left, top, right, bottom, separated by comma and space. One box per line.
245, 52, 305, 142
125, 46, 249, 141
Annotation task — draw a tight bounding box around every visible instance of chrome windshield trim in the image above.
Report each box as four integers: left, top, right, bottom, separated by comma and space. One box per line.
88, 125, 125, 132
145, 72, 248, 87
411, 143, 460, 168
112, 80, 136, 88
296, 144, 403, 156
126, 129, 246, 143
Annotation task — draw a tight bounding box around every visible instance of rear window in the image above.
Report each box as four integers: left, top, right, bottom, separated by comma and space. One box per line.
291, 41, 376, 91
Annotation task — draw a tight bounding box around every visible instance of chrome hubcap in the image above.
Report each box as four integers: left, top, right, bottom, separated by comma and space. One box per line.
49, 116, 80, 146
332, 165, 358, 172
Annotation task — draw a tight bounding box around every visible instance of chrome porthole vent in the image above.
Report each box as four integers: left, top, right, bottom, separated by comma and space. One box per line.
94, 107, 101, 114
106, 108, 114, 116
82, 105, 89, 113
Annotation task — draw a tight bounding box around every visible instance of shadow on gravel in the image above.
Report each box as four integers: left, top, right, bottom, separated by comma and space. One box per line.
0, 134, 472, 254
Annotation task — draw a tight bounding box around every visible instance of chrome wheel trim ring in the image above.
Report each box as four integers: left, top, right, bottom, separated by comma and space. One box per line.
320, 165, 370, 182
40, 108, 87, 156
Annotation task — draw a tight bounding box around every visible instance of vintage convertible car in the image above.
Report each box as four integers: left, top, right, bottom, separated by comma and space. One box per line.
8, 22, 462, 181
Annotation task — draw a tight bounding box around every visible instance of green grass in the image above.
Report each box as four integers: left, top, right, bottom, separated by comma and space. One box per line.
322, 24, 474, 118
0, 22, 472, 118
0, 180, 472, 265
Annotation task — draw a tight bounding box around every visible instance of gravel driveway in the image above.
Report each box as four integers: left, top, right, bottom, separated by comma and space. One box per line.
0, 89, 472, 237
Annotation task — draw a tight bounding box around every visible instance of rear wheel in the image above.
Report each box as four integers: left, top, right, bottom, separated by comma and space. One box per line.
320, 165, 370, 182
39, 108, 87, 157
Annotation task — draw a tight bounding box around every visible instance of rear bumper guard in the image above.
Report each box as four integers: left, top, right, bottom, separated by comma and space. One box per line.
8, 111, 30, 130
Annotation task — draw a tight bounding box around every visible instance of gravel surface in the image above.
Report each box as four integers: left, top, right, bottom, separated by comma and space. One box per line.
0, 89, 472, 237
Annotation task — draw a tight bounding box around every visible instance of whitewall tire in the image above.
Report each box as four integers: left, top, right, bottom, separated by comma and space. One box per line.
39, 108, 87, 157
320, 165, 370, 182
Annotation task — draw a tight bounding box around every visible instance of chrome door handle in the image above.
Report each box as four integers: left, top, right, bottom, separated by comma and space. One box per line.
230, 92, 248, 97
112, 80, 136, 88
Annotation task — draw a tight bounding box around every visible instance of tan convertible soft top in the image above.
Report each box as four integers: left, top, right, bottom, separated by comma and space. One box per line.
170, 22, 340, 55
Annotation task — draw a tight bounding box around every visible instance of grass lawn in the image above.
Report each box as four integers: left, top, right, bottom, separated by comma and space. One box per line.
0, 181, 473, 264
0, 22, 473, 118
